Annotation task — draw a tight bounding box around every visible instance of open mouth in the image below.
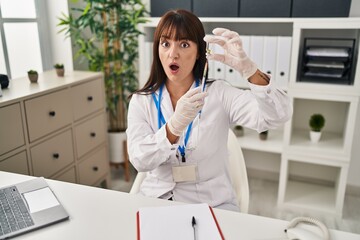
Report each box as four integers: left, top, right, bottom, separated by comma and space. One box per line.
169, 63, 179, 72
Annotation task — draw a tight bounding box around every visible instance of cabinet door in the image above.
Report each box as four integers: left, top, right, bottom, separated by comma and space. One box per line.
0, 151, 29, 175
75, 114, 106, 158
78, 147, 109, 186
55, 167, 77, 184
30, 130, 75, 178
0, 103, 25, 155
292, 0, 351, 17
71, 79, 104, 121
240, 0, 291, 17
150, 0, 191, 17
194, 0, 238, 17
25, 89, 72, 142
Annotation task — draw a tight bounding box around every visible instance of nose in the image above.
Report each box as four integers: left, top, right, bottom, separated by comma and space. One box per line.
169, 46, 179, 59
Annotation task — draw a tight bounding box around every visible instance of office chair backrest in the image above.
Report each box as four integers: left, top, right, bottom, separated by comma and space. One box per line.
227, 129, 249, 213
129, 129, 249, 213
129, 171, 146, 194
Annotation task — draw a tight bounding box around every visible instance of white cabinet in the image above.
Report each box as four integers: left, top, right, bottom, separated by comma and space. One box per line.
0, 71, 110, 188
0, 103, 25, 155
138, 17, 360, 217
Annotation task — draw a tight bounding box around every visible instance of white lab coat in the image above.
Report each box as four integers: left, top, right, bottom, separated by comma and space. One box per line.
126, 79, 292, 210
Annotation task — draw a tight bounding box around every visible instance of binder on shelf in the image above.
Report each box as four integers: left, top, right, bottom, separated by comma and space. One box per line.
262, 36, 278, 77
250, 36, 264, 70
208, 60, 216, 79
241, 35, 251, 56
137, 203, 224, 240
276, 36, 292, 88
225, 65, 243, 87
211, 44, 226, 80
207, 40, 217, 79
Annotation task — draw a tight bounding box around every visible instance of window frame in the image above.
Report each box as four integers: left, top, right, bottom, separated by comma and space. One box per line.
0, 0, 52, 79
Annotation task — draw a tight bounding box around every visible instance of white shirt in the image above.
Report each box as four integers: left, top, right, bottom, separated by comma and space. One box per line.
126, 80, 292, 209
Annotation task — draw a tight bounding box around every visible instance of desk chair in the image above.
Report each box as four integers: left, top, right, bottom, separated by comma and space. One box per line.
129, 129, 250, 213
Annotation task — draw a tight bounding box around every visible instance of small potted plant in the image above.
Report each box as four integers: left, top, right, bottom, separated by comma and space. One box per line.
27, 70, 38, 83
233, 125, 244, 137
54, 63, 65, 77
259, 130, 268, 140
309, 113, 325, 143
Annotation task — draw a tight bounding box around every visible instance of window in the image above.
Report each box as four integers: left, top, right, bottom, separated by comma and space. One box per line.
0, 0, 51, 79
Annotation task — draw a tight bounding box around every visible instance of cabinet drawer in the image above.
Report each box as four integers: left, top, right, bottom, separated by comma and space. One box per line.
75, 114, 106, 158
25, 89, 72, 142
78, 147, 109, 186
55, 167, 77, 184
71, 79, 104, 121
0, 151, 29, 175
31, 130, 74, 178
0, 104, 25, 155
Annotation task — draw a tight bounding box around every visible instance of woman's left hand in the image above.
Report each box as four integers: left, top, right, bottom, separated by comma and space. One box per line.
204, 28, 258, 80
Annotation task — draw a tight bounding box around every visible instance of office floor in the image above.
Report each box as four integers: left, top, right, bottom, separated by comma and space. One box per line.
109, 165, 360, 234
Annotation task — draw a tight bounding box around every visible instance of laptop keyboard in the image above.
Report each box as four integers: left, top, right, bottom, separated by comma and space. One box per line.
0, 186, 34, 236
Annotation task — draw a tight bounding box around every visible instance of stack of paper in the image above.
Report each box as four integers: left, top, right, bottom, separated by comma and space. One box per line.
137, 203, 224, 240
306, 47, 349, 57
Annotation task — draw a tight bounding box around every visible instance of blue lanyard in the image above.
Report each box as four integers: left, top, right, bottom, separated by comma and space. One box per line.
152, 80, 199, 162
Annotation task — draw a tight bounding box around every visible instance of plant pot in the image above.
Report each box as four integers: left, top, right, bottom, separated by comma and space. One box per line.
55, 68, 65, 77
259, 131, 268, 140
233, 127, 244, 137
28, 74, 38, 83
310, 131, 322, 143
109, 131, 127, 163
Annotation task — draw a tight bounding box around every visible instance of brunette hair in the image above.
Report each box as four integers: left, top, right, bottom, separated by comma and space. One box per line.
133, 9, 206, 95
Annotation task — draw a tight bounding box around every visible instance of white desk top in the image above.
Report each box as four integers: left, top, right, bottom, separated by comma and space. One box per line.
1, 171, 359, 240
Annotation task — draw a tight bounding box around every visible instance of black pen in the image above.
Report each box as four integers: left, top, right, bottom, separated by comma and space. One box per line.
192, 216, 197, 240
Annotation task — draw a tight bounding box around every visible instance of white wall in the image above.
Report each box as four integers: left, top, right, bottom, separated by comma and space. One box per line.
46, 0, 73, 71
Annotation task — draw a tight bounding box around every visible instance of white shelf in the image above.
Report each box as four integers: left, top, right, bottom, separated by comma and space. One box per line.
237, 130, 283, 154
289, 129, 346, 159
283, 180, 337, 214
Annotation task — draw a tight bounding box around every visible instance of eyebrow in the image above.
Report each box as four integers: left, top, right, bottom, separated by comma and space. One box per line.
160, 35, 190, 41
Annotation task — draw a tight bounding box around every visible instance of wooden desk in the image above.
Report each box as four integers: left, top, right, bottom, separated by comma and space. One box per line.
1, 171, 359, 240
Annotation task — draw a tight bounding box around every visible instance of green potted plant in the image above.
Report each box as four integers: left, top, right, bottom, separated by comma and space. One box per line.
309, 113, 325, 143
54, 63, 65, 77
259, 130, 268, 140
233, 125, 244, 137
27, 70, 38, 83
58, 0, 148, 164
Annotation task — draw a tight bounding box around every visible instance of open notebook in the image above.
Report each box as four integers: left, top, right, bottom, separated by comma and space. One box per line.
0, 177, 69, 239
137, 203, 224, 240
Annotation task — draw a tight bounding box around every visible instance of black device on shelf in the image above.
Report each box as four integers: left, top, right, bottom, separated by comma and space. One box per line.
0, 74, 9, 89
298, 38, 356, 85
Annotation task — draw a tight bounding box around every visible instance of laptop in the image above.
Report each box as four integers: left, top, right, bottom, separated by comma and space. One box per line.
0, 177, 69, 239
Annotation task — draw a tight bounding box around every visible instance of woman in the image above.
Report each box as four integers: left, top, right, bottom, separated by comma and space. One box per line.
126, 9, 292, 211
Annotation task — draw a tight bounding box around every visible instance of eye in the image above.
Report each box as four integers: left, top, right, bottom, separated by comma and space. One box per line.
161, 41, 170, 48
180, 41, 190, 48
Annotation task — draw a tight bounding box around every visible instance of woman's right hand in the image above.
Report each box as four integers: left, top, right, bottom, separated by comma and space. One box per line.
167, 87, 207, 136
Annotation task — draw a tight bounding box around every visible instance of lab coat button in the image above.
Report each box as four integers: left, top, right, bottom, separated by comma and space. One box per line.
267, 89, 271, 94
171, 147, 175, 150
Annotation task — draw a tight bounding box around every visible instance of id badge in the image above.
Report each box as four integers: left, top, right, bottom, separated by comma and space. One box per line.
172, 165, 197, 182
